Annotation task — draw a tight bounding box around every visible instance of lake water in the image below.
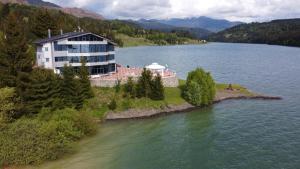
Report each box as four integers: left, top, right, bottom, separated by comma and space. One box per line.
38, 43, 300, 169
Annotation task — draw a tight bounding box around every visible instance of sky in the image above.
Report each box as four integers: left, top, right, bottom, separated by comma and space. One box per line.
48, 0, 300, 22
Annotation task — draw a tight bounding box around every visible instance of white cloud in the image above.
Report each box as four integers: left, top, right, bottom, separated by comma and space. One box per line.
47, 0, 300, 22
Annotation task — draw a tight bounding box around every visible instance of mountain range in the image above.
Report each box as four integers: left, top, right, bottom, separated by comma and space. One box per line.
209, 19, 300, 47
128, 17, 244, 39
0, 0, 104, 20
155, 17, 244, 32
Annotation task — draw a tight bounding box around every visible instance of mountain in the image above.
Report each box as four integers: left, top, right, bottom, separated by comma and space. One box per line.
0, 0, 104, 20
156, 16, 243, 32
62, 8, 104, 20
128, 19, 213, 39
208, 19, 300, 47
0, 0, 59, 8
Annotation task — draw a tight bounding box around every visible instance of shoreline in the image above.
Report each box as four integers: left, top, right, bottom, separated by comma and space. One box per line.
105, 91, 282, 121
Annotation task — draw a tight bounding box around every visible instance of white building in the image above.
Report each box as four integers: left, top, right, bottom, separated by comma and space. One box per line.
34, 31, 117, 75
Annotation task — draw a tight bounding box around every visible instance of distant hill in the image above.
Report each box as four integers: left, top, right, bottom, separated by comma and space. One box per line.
0, 0, 59, 8
0, 0, 105, 20
208, 19, 300, 47
155, 16, 243, 32
128, 19, 213, 39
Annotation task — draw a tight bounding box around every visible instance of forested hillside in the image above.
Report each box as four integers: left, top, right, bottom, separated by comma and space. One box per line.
209, 19, 300, 47
0, 3, 198, 47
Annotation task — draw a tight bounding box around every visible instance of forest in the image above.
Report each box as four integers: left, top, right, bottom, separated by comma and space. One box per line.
208, 19, 300, 47
0, 3, 198, 47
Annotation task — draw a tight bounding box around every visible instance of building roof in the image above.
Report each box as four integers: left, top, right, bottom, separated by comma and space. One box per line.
34, 32, 117, 46
146, 63, 166, 70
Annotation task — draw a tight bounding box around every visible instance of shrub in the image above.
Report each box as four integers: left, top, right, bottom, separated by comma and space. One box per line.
108, 98, 117, 110
0, 87, 18, 122
123, 77, 136, 98
183, 68, 216, 106
0, 108, 97, 165
114, 80, 121, 93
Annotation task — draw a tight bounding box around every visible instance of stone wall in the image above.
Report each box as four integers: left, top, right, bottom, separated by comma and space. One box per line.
90, 76, 179, 88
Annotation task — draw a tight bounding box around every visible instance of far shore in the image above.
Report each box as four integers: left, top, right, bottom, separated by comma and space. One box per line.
105, 87, 282, 121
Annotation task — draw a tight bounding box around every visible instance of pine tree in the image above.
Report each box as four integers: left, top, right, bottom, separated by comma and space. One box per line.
17, 68, 61, 114
61, 65, 85, 110
0, 12, 33, 88
150, 74, 165, 100
61, 65, 77, 107
136, 68, 152, 98
33, 9, 58, 38
78, 59, 94, 100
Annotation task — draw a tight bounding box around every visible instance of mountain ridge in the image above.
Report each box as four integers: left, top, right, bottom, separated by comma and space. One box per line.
0, 0, 105, 20
128, 19, 212, 39
208, 18, 300, 47
155, 16, 243, 32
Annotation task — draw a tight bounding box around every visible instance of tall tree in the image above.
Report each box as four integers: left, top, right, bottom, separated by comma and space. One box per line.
33, 9, 58, 38
18, 68, 62, 114
0, 12, 33, 88
60, 65, 76, 107
150, 74, 165, 100
136, 68, 152, 98
78, 58, 94, 99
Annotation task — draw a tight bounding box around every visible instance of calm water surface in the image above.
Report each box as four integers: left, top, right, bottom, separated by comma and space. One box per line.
38, 43, 300, 169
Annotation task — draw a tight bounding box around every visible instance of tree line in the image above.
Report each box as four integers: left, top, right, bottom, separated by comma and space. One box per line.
0, 12, 93, 121
209, 19, 300, 47
0, 3, 197, 48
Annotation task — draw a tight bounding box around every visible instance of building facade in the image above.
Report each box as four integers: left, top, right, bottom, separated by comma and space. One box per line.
34, 32, 117, 75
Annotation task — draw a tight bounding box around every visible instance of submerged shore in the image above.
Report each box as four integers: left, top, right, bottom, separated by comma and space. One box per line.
105, 87, 281, 120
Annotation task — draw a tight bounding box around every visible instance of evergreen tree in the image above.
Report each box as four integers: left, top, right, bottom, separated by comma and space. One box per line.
33, 9, 58, 38
17, 68, 61, 114
150, 74, 165, 100
61, 65, 85, 110
136, 68, 152, 98
0, 12, 33, 88
61, 65, 77, 107
78, 58, 93, 99
123, 77, 136, 98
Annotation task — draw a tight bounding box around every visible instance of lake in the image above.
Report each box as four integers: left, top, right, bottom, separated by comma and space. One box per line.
36, 43, 300, 169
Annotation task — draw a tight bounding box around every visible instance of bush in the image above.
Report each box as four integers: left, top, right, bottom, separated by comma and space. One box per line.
123, 77, 136, 98
183, 68, 216, 106
0, 87, 18, 122
108, 98, 117, 110
0, 108, 97, 165
114, 80, 121, 93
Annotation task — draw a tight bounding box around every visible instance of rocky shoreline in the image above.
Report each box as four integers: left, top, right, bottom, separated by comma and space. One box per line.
105, 90, 282, 121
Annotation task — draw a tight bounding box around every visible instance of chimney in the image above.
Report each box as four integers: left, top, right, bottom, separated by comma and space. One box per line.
48, 29, 51, 38
60, 29, 63, 35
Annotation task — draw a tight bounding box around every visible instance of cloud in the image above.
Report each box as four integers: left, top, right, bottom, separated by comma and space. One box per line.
47, 0, 300, 22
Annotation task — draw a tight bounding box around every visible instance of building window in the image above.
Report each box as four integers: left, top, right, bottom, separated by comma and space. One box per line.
45, 47, 48, 51
46, 58, 49, 62
54, 42, 68, 51
38, 55, 41, 59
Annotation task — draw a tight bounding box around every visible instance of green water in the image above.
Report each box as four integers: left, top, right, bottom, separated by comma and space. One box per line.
33, 43, 300, 169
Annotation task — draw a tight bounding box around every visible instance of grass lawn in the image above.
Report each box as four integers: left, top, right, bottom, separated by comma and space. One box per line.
116, 34, 156, 47
83, 81, 253, 119
83, 86, 186, 119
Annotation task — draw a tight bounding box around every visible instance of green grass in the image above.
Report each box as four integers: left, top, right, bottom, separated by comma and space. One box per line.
116, 34, 156, 47
83, 86, 186, 118
83, 82, 254, 119
215, 83, 254, 95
